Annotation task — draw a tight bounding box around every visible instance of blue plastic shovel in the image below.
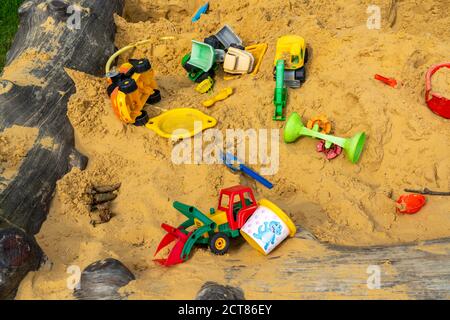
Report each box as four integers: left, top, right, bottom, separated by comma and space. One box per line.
192, 2, 209, 23
222, 152, 274, 189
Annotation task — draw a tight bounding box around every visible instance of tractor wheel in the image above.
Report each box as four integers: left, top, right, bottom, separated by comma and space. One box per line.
130, 58, 151, 74
195, 72, 210, 84
209, 233, 230, 255
134, 110, 149, 126
118, 79, 138, 94
147, 89, 161, 104
304, 47, 309, 64
295, 67, 306, 83
106, 83, 117, 97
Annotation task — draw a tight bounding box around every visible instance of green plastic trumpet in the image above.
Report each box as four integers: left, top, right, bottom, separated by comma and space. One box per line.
284, 112, 366, 164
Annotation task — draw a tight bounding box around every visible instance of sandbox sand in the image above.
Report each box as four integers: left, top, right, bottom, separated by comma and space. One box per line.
15, 0, 450, 299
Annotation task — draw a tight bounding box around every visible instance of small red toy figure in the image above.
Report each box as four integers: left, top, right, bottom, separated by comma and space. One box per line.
316, 140, 342, 160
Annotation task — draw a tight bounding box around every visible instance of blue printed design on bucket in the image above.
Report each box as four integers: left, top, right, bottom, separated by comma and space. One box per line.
253, 221, 283, 251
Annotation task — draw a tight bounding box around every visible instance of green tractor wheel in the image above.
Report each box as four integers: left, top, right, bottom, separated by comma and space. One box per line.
209, 233, 230, 255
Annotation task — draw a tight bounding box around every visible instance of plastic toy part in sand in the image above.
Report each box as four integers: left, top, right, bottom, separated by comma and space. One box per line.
223, 47, 255, 75
240, 199, 297, 255
154, 185, 259, 266
374, 74, 398, 88
284, 112, 366, 164
191, 2, 209, 23
274, 35, 308, 89
214, 25, 243, 50
245, 43, 268, 76
145, 108, 217, 139
425, 62, 450, 119
273, 59, 288, 121
107, 58, 161, 125
396, 194, 427, 214
202, 87, 233, 107
196, 77, 214, 94
222, 152, 274, 189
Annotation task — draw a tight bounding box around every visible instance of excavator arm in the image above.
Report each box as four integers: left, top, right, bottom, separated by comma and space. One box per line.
154, 202, 217, 266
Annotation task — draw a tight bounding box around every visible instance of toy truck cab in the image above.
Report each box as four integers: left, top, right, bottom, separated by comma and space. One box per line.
216, 185, 258, 230
274, 35, 309, 88
223, 46, 255, 74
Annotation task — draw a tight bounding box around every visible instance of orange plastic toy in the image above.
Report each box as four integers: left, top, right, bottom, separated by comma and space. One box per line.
107, 59, 161, 125
374, 74, 398, 88
396, 194, 426, 214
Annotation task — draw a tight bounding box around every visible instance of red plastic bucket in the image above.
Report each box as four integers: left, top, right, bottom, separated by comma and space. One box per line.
396, 194, 426, 214
425, 63, 450, 119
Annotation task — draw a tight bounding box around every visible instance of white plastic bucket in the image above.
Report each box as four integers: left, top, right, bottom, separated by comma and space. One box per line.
240, 199, 296, 255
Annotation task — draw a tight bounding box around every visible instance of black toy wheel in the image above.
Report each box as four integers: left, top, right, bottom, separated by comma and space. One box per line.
130, 58, 151, 73
195, 72, 210, 84
183, 62, 197, 74
118, 79, 138, 94
134, 110, 149, 126
146, 89, 161, 104
295, 67, 306, 83
106, 83, 117, 97
229, 43, 245, 50
207, 68, 216, 78
204, 35, 223, 50
209, 233, 231, 255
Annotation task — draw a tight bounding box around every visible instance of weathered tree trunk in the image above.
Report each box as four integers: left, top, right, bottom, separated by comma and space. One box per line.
0, 0, 449, 301
0, 0, 124, 299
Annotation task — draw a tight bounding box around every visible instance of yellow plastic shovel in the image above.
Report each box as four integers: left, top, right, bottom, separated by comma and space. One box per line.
202, 87, 234, 108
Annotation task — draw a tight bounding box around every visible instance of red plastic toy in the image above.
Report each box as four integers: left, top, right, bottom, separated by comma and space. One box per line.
396, 194, 426, 214
425, 62, 450, 119
374, 74, 398, 88
316, 140, 342, 160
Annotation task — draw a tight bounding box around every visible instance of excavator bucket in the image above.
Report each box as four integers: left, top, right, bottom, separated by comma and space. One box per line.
153, 223, 190, 267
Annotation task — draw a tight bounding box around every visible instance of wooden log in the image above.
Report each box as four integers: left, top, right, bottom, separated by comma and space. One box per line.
74, 258, 135, 300
0, 0, 124, 299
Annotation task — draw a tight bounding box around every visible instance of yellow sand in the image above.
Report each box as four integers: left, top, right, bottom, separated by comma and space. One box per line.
0, 126, 38, 184
15, 0, 450, 299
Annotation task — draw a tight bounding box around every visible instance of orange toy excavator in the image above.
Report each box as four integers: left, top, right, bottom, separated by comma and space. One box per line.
106, 58, 161, 126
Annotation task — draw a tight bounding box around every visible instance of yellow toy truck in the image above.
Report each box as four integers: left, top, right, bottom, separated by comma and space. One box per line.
106, 58, 161, 126
273, 35, 309, 88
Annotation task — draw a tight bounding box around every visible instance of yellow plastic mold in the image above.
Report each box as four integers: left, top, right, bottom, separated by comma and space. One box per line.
145, 108, 217, 139
245, 43, 268, 76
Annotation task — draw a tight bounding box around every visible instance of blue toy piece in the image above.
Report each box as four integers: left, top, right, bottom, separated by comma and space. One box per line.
222, 152, 274, 189
192, 2, 209, 22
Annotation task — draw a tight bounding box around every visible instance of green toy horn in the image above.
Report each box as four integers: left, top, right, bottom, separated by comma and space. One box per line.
284, 112, 366, 164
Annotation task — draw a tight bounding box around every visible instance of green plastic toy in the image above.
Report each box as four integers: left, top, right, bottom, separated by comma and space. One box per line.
189, 40, 215, 71
182, 40, 218, 83
273, 59, 288, 121
284, 112, 367, 164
